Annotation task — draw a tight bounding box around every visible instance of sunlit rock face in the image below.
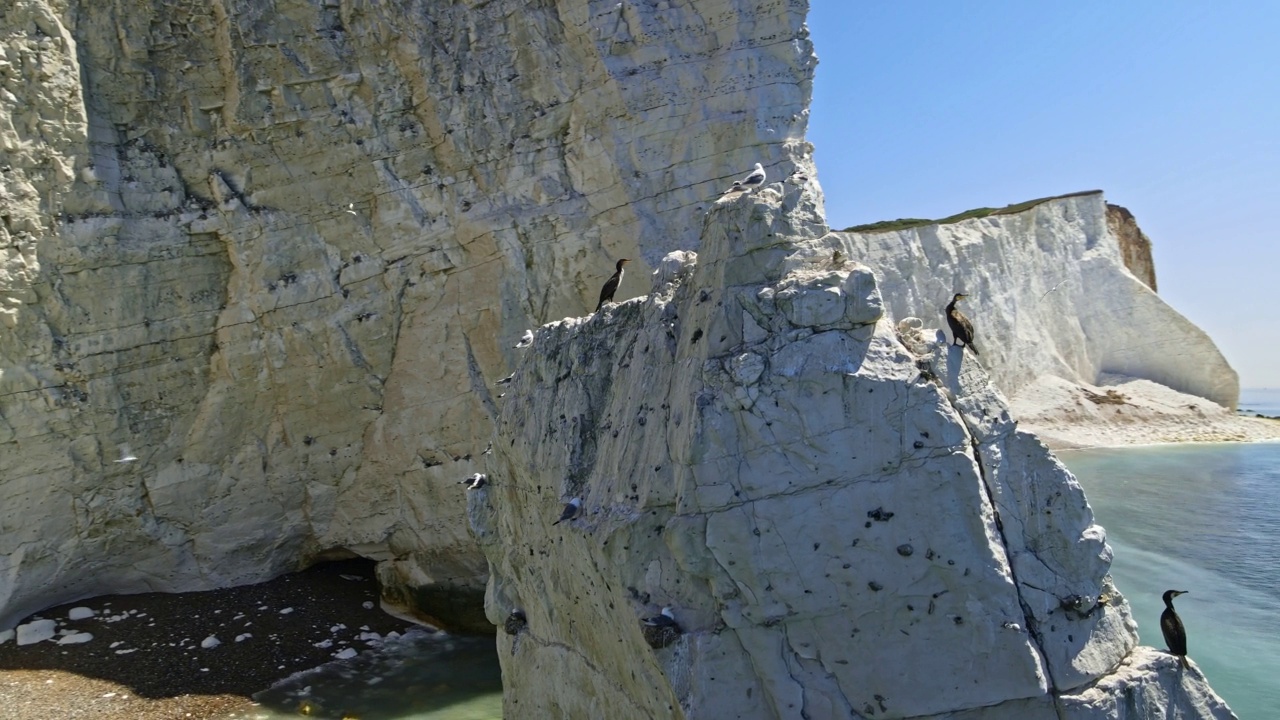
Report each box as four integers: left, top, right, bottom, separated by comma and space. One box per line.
836, 193, 1238, 411
0, 0, 816, 629
472, 187, 1233, 719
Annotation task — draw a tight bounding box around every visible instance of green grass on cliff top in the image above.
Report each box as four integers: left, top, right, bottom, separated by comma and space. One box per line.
841, 189, 1103, 233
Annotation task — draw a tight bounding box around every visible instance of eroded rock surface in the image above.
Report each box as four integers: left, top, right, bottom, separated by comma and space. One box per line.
835, 193, 1238, 412
0, 0, 815, 629
473, 187, 1232, 718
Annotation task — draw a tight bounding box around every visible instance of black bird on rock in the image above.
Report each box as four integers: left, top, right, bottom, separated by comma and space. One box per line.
945, 292, 980, 355
595, 259, 631, 312
1161, 589, 1190, 669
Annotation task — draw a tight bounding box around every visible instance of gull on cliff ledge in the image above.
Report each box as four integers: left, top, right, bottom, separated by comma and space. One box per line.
514, 329, 534, 349
736, 163, 766, 191
552, 498, 582, 526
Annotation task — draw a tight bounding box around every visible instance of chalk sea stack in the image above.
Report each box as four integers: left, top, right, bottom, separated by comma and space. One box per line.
475, 186, 1238, 718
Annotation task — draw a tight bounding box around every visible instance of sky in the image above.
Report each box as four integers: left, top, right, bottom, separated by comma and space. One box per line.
805, 2, 1280, 389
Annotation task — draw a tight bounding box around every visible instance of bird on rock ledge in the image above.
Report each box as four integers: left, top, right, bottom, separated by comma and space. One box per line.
596, 259, 630, 312
552, 498, 582, 526
737, 162, 766, 191
1161, 589, 1190, 669
945, 292, 980, 355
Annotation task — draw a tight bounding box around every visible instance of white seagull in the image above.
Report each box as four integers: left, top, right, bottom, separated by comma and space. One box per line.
495, 372, 516, 386
514, 329, 534, 349
642, 607, 679, 628
737, 163, 766, 191
552, 498, 582, 526
460, 473, 487, 490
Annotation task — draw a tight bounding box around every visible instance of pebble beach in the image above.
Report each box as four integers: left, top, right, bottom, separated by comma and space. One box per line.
0, 560, 414, 720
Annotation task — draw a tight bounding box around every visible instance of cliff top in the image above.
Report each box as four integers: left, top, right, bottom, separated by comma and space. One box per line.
840, 189, 1104, 233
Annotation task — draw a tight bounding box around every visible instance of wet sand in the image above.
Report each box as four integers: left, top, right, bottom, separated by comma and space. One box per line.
0, 559, 415, 720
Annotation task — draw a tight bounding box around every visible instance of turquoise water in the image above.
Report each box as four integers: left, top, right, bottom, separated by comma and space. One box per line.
1060, 442, 1280, 719
250, 628, 502, 719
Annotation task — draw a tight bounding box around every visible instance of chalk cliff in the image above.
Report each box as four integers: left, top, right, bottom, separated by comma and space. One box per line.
0, 0, 814, 629
472, 186, 1235, 719
836, 193, 1239, 417
0, 2, 1247, 716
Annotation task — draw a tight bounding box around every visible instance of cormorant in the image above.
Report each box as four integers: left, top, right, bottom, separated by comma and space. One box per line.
1161, 589, 1190, 669
596, 259, 631, 312
945, 293, 980, 355
552, 498, 582, 526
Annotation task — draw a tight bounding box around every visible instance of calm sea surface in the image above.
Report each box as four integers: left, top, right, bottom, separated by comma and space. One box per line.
250, 628, 502, 719
1060, 441, 1280, 719
1238, 387, 1280, 417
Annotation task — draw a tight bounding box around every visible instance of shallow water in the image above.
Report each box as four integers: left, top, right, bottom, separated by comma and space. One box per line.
249, 628, 502, 720
1060, 442, 1280, 719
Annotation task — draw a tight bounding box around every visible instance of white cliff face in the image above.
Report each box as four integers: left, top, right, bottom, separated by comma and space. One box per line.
834, 194, 1239, 413
472, 186, 1233, 718
0, 0, 815, 628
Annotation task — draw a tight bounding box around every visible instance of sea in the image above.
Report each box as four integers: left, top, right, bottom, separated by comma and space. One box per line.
243, 390, 1280, 720
1237, 387, 1280, 418
1060, 439, 1280, 718
249, 627, 503, 719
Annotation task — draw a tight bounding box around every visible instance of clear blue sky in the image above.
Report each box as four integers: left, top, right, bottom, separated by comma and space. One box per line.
806, 3, 1280, 389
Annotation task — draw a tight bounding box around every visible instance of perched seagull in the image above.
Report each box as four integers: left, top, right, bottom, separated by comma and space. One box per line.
640, 607, 683, 648
345, 203, 357, 216
504, 609, 527, 636
460, 473, 487, 489
642, 607, 679, 628
595, 259, 630, 312
723, 180, 746, 194
551, 498, 582, 526
737, 163, 766, 192
495, 372, 516, 386
482, 441, 494, 456
514, 329, 534, 349
114, 444, 138, 464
